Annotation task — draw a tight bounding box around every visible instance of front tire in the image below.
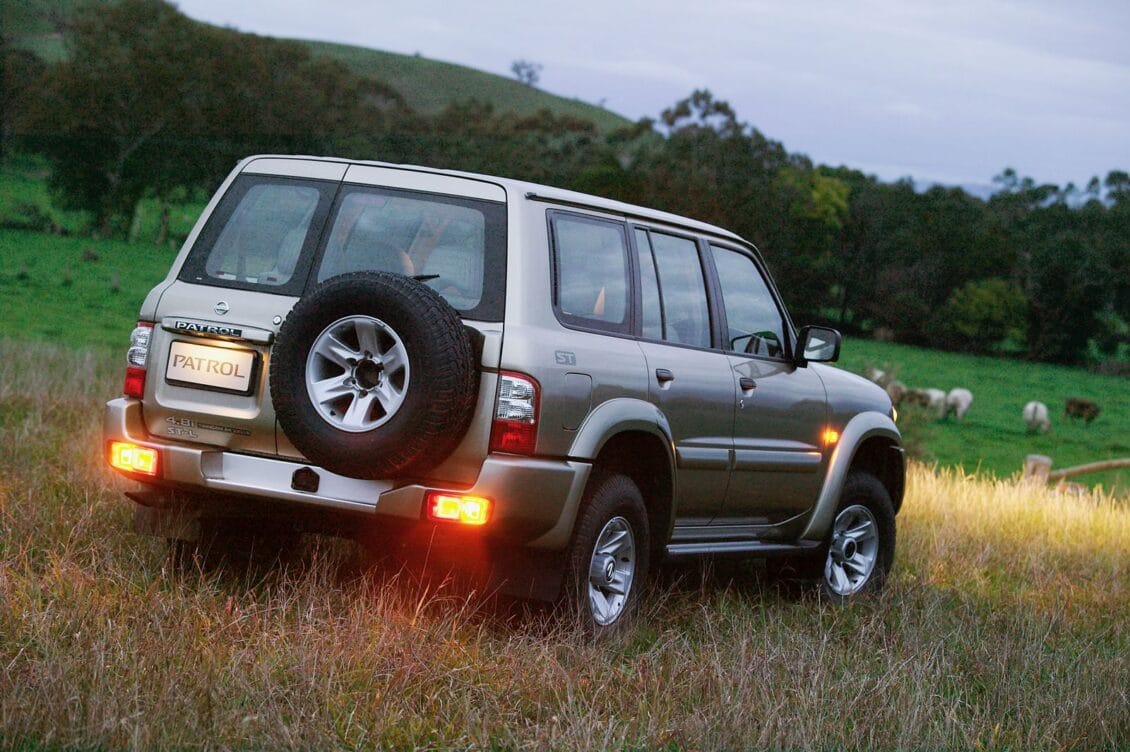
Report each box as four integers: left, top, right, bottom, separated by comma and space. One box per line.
768, 471, 895, 601
566, 474, 650, 636
819, 472, 895, 600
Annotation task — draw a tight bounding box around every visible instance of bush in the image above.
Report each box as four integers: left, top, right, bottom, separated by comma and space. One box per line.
930, 278, 1026, 353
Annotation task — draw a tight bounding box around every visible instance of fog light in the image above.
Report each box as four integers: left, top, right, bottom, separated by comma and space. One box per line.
427, 493, 492, 526
109, 441, 159, 476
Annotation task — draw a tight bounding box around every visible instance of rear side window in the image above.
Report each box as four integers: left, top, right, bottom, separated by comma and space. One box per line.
179, 175, 336, 296
637, 229, 711, 348
551, 213, 631, 334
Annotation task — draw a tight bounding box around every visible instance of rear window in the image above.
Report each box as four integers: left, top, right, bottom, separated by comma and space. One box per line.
315, 184, 503, 318
179, 175, 336, 297
179, 173, 507, 320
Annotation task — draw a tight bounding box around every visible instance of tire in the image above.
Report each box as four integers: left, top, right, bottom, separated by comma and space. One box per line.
271, 271, 477, 480
566, 474, 650, 636
768, 471, 896, 601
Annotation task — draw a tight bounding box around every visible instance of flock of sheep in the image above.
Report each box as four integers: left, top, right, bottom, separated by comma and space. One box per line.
865, 368, 1101, 433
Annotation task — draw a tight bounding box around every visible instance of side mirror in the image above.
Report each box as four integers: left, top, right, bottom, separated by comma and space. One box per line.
796, 325, 841, 365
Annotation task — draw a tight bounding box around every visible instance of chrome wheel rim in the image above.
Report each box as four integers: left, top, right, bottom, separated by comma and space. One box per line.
587, 516, 636, 626
824, 504, 880, 596
305, 315, 410, 432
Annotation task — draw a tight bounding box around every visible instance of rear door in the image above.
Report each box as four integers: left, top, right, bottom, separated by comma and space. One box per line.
633, 228, 735, 522
146, 165, 343, 455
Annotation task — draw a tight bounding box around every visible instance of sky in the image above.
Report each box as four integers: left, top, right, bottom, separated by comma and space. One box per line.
174, 0, 1130, 190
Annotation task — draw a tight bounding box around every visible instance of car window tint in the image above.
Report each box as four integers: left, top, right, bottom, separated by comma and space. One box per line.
635, 229, 663, 340
711, 244, 786, 358
650, 232, 710, 348
204, 183, 320, 287
554, 214, 629, 329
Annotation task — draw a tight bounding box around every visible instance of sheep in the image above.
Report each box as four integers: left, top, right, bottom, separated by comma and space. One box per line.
1023, 401, 1050, 433
885, 379, 906, 407
1064, 397, 1100, 425
924, 388, 947, 418
945, 388, 973, 420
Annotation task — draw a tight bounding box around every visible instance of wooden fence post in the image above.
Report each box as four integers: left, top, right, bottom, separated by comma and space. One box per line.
1023, 454, 1052, 483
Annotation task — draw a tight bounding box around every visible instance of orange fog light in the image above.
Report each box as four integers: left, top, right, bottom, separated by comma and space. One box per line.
109, 441, 159, 477
427, 493, 492, 526
821, 428, 840, 447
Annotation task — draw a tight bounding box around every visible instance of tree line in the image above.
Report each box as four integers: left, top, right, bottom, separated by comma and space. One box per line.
3, 0, 1128, 366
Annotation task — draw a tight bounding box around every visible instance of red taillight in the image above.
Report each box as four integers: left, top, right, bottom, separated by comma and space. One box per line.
108, 441, 159, 477
123, 367, 147, 399
489, 371, 539, 455
123, 322, 153, 398
426, 492, 492, 526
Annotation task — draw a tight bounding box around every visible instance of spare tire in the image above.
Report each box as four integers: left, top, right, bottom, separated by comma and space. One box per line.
270, 271, 477, 480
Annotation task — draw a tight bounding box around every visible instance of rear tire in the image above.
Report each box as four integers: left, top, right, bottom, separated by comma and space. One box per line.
566, 474, 650, 637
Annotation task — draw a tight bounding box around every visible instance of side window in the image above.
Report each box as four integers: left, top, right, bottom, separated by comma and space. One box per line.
634, 229, 663, 340
553, 213, 630, 332
710, 244, 786, 358
642, 230, 711, 348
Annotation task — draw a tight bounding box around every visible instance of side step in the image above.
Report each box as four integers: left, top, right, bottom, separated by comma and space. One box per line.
664, 539, 823, 558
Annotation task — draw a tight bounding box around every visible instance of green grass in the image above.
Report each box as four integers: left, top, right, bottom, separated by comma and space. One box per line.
302, 40, 632, 132
839, 338, 1130, 495
1, 338, 1127, 749
0, 229, 174, 350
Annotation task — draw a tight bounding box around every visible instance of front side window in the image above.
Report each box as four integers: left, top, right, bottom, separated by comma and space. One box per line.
711, 244, 786, 358
552, 213, 630, 332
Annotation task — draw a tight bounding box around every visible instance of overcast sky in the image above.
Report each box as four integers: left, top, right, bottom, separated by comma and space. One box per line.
175, 0, 1129, 189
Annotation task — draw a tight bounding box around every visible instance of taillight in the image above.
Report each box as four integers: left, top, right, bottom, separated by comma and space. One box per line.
108, 441, 159, 477
489, 371, 539, 454
123, 322, 153, 399
426, 492, 492, 526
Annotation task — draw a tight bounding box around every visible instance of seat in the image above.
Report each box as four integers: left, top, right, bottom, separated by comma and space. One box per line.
421, 244, 482, 309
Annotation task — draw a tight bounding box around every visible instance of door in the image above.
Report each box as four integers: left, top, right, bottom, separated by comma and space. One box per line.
635, 229, 734, 522
709, 244, 828, 523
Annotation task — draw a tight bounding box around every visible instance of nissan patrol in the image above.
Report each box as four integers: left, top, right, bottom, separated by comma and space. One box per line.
104, 155, 905, 634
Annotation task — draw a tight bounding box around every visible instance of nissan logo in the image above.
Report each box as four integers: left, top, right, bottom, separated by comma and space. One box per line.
214, 301, 230, 316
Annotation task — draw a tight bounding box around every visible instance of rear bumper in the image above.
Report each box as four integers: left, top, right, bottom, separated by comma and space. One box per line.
104, 397, 591, 549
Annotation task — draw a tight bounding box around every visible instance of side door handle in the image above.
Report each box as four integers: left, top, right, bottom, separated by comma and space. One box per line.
655, 368, 675, 384
739, 377, 757, 391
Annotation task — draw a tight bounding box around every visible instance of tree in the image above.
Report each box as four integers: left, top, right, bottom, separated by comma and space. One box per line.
27, 0, 408, 237
0, 38, 46, 160
510, 59, 542, 87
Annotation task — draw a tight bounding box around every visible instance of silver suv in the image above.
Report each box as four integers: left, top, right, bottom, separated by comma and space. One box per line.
105, 155, 904, 633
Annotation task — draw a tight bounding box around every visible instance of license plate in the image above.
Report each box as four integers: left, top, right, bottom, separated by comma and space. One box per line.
166, 341, 258, 395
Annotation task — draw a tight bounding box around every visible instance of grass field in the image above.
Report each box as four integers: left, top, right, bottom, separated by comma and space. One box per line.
839, 339, 1130, 495
303, 41, 632, 133
0, 338, 1127, 749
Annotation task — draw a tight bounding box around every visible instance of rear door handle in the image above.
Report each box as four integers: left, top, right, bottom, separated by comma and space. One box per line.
655, 368, 675, 384
739, 377, 757, 391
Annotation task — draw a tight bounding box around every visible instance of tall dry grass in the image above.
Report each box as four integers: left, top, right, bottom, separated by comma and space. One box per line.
1, 338, 1128, 750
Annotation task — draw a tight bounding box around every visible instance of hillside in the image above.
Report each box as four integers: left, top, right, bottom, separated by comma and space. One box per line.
302, 41, 632, 133
3, 0, 633, 131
